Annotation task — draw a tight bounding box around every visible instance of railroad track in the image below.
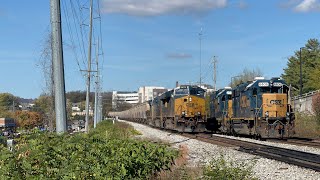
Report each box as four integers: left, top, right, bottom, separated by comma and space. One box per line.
266, 138, 320, 148
121, 119, 320, 171
181, 133, 320, 172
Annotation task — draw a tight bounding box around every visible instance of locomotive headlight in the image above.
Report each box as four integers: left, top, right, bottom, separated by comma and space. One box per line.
265, 111, 269, 117
189, 97, 192, 102
182, 111, 186, 116
286, 112, 290, 120
198, 112, 201, 115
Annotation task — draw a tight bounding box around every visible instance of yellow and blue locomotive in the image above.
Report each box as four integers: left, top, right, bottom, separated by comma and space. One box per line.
150, 85, 207, 132
109, 85, 207, 133
208, 77, 294, 138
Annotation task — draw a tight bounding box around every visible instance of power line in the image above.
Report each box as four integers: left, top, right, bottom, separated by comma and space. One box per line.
70, 0, 88, 69
61, 0, 83, 74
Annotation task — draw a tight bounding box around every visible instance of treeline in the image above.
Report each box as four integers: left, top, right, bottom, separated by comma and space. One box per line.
66, 91, 94, 103
0, 91, 115, 130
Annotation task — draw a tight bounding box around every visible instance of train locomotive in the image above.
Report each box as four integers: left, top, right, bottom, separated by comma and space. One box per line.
207, 77, 294, 139
109, 85, 207, 133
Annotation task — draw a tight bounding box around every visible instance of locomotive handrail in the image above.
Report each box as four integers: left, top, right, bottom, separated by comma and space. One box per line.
255, 104, 263, 118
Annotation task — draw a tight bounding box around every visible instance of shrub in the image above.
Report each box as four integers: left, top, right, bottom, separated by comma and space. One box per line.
0, 121, 178, 179
203, 154, 257, 180
294, 112, 320, 138
312, 93, 320, 125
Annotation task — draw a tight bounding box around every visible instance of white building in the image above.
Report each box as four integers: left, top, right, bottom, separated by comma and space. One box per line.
112, 91, 139, 110
138, 86, 167, 103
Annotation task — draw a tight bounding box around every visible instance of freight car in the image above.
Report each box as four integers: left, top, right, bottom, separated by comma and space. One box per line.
207, 77, 294, 139
109, 85, 207, 133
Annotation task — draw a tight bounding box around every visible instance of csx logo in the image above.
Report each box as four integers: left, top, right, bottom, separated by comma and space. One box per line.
270, 100, 282, 105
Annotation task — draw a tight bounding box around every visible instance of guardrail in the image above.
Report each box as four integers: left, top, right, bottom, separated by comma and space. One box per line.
292, 89, 320, 100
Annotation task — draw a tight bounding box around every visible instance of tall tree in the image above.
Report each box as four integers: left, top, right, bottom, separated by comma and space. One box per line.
230, 68, 263, 88
282, 39, 320, 95
33, 95, 55, 130
0, 93, 18, 108
37, 33, 55, 131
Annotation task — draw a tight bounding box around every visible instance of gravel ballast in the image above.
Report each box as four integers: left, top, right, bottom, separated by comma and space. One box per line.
120, 120, 320, 180
212, 134, 320, 155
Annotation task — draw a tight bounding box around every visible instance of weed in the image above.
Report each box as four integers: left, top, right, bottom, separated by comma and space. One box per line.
295, 112, 320, 138
203, 154, 257, 180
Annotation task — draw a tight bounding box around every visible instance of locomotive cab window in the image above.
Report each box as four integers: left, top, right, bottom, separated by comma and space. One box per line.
190, 88, 204, 96
271, 87, 281, 93
197, 90, 204, 96
271, 85, 288, 94
253, 88, 257, 96
260, 87, 270, 93
175, 88, 189, 95
222, 95, 226, 102
227, 95, 232, 100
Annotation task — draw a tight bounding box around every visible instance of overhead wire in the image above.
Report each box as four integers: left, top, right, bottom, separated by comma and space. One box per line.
70, 0, 87, 68
201, 59, 214, 84
76, 0, 90, 67
61, 0, 83, 75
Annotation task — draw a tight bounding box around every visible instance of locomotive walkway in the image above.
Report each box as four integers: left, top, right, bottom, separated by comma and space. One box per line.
182, 133, 320, 172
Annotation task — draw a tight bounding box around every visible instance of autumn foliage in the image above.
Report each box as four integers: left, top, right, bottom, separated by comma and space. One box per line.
14, 111, 43, 129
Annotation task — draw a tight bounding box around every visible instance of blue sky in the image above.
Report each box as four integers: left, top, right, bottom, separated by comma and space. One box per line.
1, 0, 320, 98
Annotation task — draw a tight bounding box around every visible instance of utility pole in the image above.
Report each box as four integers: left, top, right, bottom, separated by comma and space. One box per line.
213, 56, 217, 91
12, 101, 15, 112
199, 28, 202, 88
84, 0, 94, 133
97, 88, 102, 123
94, 40, 99, 128
50, 0, 67, 133
299, 47, 303, 97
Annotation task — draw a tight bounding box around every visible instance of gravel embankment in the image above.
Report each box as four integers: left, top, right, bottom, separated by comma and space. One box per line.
120, 120, 320, 180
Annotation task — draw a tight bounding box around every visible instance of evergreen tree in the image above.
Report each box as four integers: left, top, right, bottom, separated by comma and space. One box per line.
282, 39, 320, 95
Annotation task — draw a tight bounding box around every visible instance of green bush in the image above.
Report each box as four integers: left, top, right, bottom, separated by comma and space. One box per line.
0, 135, 6, 146
0, 121, 178, 179
203, 155, 257, 180
295, 112, 320, 138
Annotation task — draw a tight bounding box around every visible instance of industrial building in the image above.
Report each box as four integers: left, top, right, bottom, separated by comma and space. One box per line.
112, 91, 139, 110
138, 86, 167, 103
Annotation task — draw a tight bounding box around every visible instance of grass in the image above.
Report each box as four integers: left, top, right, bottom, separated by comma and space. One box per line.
151, 145, 257, 180
202, 154, 257, 180
151, 145, 203, 180
294, 113, 320, 138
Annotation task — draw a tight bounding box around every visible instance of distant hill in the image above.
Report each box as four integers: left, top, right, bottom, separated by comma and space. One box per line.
17, 97, 34, 104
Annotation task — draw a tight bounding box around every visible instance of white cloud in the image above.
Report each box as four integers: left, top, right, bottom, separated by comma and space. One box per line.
294, 0, 320, 12
101, 0, 227, 16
